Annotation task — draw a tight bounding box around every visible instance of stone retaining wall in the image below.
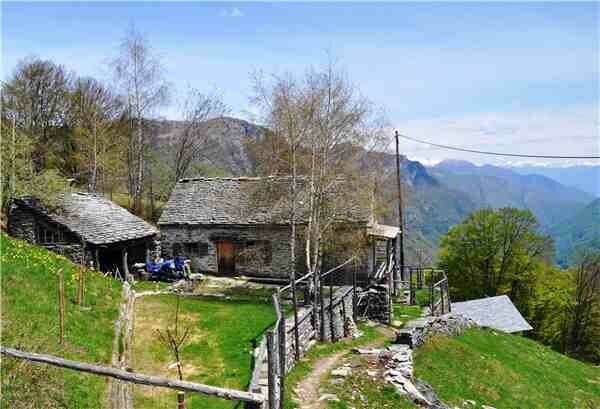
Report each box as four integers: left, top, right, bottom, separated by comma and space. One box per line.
396, 313, 477, 348
320, 286, 354, 341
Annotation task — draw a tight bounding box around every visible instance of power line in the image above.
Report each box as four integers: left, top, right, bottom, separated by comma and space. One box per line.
396, 132, 600, 160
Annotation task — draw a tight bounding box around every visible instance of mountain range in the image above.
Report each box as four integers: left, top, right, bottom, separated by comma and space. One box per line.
155, 117, 599, 267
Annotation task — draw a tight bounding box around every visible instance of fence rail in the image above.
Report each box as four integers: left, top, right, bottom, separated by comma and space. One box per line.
1, 346, 264, 404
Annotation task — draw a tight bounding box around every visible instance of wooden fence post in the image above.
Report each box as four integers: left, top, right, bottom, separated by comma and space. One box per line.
266, 330, 276, 409
429, 280, 434, 315
352, 262, 357, 323
177, 391, 185, 409
319, 272, 325, 341
57, 268, 65, 345
329, 278, 335, 342
77, 266, 86, 307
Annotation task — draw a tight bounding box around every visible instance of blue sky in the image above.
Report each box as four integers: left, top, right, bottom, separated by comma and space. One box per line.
2, 2, 598, 166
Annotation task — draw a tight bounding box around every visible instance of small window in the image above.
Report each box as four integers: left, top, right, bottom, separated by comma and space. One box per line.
36, 224, 63, 244
182, 242, 208, 257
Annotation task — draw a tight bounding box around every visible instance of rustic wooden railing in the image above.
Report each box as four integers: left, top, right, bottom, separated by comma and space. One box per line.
1, 346, 264, 405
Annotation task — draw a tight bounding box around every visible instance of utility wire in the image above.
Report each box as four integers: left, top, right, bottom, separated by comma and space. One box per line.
396, 132, 600, 159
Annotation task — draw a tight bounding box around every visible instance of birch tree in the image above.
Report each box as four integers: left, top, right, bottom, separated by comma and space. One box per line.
251, 61, 388, 278
111, 25, 170, 213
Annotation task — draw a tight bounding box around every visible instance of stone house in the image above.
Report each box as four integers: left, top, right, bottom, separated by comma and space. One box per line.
8, 193, 157, 273
158, 177, 399, 282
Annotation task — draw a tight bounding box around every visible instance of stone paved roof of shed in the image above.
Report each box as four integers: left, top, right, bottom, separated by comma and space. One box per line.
19, 193, 157, 245
158, 177, 371, 226
451, 295, 533, 333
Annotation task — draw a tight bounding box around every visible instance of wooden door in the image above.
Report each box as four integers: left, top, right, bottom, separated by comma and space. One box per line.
217, 240, 235, 275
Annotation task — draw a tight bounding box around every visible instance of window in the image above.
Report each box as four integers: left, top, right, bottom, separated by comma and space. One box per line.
36, 224, 63, 244
180, 242, 208, 257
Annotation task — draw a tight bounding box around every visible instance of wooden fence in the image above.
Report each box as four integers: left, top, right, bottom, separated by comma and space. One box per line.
254, 258, 359, 409
0, 346, 264, 405
403, 267, 451, 316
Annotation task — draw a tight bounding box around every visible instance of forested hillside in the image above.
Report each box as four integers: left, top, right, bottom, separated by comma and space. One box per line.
550, 199, 600, 266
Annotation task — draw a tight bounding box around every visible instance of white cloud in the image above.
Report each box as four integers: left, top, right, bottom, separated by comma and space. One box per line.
220, 7, 244, 18
390, 105, 600, 167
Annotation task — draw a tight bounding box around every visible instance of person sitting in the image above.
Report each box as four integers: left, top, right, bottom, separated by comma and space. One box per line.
147, 256, 163, 277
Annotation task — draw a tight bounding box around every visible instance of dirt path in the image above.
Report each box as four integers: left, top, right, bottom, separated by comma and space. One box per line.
293, 351, 348, 409
293, 325, 395, 409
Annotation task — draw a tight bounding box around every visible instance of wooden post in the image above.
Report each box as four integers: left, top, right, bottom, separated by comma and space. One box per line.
371, 240, 376, 277
266, 331, 276, 409
57, 269, 65, 345
122, 248, 130, 282
94, 249, 100, 272
440, 283, 444, 314
77, 267, 85, 307
319, 271, 325, 341
341, 294, 347, 338
177, 391, 185, 409
352, 261, 357, 323
329, 278, 334, 342
429, 280, 434, 315
290, 278, 300, 361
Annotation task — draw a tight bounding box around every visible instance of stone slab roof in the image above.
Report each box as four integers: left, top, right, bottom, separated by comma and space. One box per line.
158, 177, 371, 226
17, 193, 157, 245
451, 295, 533, 333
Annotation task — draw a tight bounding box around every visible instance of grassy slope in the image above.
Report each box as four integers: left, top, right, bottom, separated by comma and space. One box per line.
414, 328, 600, 409
1, 233, 122, 408
132, 294, 277, 409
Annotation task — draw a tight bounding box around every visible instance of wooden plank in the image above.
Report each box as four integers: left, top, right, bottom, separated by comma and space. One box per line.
1, 346, 263, 403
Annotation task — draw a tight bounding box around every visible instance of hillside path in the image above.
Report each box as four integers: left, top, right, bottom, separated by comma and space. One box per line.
293, 325, 395, 409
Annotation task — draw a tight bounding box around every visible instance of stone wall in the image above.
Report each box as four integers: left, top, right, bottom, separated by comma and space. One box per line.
41, 244, 85, 264
160, 224, 297, 279
7, 206, 37, 243
8, 206, 86, 264
284, 307, 316, 372
319, 286, 355, 342
396, 313, 477, 348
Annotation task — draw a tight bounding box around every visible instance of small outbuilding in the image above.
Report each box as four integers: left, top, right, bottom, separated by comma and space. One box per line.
451, 295, 533, 333
8, 193, 158, 274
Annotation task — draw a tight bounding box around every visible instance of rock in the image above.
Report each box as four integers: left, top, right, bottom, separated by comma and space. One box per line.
388, 344, 411, 353
352, 347, 383, 355
481, 406, 496, 409
331, 367, 352, 377
392, 320, 404, 327
414, 379, 450, 408
367, 370, 377, 377
318, 394, 339, 402
462, 400, 476, 407
329, 378, 344, 385
402, 380, 430, 404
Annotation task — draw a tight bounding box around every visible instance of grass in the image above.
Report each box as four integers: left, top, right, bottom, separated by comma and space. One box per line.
0, 233, 123, 408
392, 304, 422, 327
131, 280, 170, 292
283, 322, 391, 409
326, 355, 416, 409
131, 294, 277, 409
414, 328, 600, 409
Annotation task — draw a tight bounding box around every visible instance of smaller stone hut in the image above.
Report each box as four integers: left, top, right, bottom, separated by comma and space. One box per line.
8, 193, 157, 274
